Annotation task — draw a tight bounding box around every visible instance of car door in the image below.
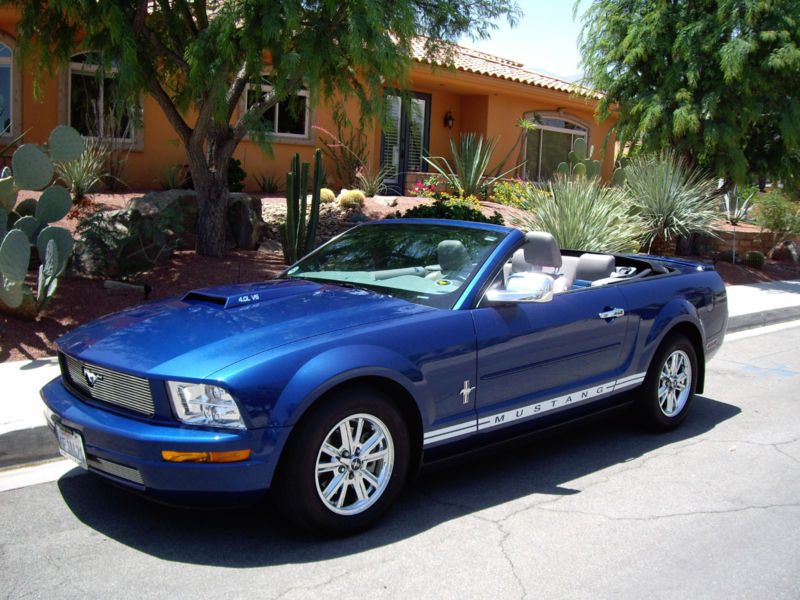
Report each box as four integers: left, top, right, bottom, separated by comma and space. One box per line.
470, 286, 632, 435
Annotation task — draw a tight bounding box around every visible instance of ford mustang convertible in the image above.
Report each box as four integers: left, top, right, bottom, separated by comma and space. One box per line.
42, 219, 727, 535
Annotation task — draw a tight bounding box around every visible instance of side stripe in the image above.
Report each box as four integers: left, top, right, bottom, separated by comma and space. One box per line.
423, 372, 647, 447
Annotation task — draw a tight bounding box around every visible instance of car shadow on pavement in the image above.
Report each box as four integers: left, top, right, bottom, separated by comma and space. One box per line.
57, 394, 739, 565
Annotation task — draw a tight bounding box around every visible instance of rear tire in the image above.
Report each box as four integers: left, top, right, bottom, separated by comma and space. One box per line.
272, 386, 410, 536
637, 334, 698, 431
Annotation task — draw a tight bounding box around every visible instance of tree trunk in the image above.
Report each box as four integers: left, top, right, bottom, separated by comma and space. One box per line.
194, 174, 229, 257
186, 134, 234, 258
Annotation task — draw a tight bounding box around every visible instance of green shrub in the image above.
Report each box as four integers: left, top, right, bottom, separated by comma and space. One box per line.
743, 250, 765, 269
395, 198, 503, 225
753, 190, 800, 243
516, 176, 644, 253
320, 188, 336, 204
228, 158, 247, 192
491, 179, 532, 208
76, 201, 186, 276
338, 189, 366, 210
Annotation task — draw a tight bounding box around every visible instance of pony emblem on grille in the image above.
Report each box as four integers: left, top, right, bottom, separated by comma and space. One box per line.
82, 366, 103, 388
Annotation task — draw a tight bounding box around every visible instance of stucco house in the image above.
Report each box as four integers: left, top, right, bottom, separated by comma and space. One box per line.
0, 8, 613, 194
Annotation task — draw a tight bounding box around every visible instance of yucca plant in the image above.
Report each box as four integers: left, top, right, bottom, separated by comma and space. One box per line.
625, 151, 720, 254
54, 137, 110, 201
425, 133, 518, 198
516, 176, 645, 253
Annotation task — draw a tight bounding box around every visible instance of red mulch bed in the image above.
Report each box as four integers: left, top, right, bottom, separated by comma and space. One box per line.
2, 192, 799, 363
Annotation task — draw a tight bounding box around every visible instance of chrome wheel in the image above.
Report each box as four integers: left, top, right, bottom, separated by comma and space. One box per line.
658, 349, 692, 417
314, 413, 395, 516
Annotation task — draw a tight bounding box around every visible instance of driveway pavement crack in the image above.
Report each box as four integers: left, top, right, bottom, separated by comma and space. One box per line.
537, 502, 800, 522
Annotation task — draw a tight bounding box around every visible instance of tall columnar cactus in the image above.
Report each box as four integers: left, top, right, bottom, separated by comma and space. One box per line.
281, 149, 323, 265
556, 137, 602, 179
0, 125, 83, 319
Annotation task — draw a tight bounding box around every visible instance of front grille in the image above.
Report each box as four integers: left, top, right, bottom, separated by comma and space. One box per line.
62, 354, 155, 417
87, 456, 144, 485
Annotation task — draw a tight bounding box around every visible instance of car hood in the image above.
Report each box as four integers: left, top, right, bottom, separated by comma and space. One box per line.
57, 279, 432, 379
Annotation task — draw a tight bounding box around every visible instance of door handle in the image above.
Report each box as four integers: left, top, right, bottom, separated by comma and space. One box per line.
598, 307, 625, 319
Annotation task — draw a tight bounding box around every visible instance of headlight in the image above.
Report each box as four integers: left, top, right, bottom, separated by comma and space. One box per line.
166, 381, 246, 430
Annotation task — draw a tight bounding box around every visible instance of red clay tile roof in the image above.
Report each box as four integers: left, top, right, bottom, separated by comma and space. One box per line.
410, 38, 599, 99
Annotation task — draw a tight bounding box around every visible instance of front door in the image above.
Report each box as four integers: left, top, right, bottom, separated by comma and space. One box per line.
381, 91, 431, 195
471, 287, 632, 435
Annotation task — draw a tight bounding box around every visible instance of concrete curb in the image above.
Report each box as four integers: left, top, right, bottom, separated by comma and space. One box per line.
0, 427, 58, 469
2, 302, 800, 472
726, 305, 800, 334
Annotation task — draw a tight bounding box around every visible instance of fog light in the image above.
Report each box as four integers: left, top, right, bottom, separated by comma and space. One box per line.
161, 449, 251, 463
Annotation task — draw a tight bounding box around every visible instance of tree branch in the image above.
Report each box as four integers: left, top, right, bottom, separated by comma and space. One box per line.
193, 0, 209, 29
146, 77, 192, 147
133, 0, 190, 70
231, 73, 305, 145
226, 61, 250, 122
174, 0, 199, 36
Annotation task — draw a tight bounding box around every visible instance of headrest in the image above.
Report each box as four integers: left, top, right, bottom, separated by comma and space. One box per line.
576, 253, 615, 281
522, 231, 562, 269
438, 240, 469, 272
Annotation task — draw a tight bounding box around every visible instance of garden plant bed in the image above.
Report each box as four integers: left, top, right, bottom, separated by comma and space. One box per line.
2, 192, 798, 363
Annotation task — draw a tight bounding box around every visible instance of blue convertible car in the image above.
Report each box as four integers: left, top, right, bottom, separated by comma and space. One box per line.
42, 219, 727, 534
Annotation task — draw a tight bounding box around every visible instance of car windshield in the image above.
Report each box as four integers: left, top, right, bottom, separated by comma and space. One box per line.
283, 222, 508, 308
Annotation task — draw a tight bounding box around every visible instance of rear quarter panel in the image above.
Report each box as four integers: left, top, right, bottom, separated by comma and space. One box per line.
616, 267, 727, 388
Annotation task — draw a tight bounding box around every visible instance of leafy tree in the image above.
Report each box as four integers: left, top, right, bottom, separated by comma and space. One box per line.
13, 0, 520, 256
579, 0, 800, 186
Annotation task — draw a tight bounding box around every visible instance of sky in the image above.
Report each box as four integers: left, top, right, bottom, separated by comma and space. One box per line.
459, 1, 590, 82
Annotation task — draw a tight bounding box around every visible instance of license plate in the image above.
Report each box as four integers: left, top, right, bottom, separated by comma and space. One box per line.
56, 424, 87, 470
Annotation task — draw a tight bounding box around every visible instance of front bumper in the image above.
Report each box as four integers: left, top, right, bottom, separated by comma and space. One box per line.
41, 378, 289, 498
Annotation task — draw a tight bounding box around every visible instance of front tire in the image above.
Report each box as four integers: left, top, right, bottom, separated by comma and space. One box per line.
637, 334, 698, 431
273, 387, 410, 536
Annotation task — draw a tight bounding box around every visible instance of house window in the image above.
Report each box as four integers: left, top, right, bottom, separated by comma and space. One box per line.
246, 76, 309, 138
69, 52, 135, 141
0, 43, 13, 136
524, 114, 588, 181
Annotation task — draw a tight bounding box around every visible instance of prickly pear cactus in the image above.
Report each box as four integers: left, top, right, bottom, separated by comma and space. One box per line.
0, 125, 82, 319
557, 138, 601, 180
48, 125, 85, 163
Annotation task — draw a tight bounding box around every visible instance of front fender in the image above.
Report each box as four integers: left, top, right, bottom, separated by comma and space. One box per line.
269, 344, 428, 427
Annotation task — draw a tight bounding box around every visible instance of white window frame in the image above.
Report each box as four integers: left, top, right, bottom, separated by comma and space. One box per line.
0, 32, 22, 143
245, 75, 310, 140
68, 52, 136, 144
523, 111, 590, 181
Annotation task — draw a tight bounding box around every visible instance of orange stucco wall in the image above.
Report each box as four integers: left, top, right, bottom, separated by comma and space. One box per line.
0, 10, 615, 192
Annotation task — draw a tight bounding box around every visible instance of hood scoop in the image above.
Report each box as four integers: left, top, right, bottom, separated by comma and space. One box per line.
182, 290, 267, 309
181, 280, 314, 309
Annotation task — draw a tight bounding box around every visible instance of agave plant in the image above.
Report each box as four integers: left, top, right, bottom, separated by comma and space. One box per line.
54, 137, 110, 200
425, 133, 518, 198
515, 176, 645, 253
355, 164, 390, 197
625, 151, 720, 254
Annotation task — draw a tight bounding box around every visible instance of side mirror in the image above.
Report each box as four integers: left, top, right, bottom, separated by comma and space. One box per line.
485, 272, 554, 304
